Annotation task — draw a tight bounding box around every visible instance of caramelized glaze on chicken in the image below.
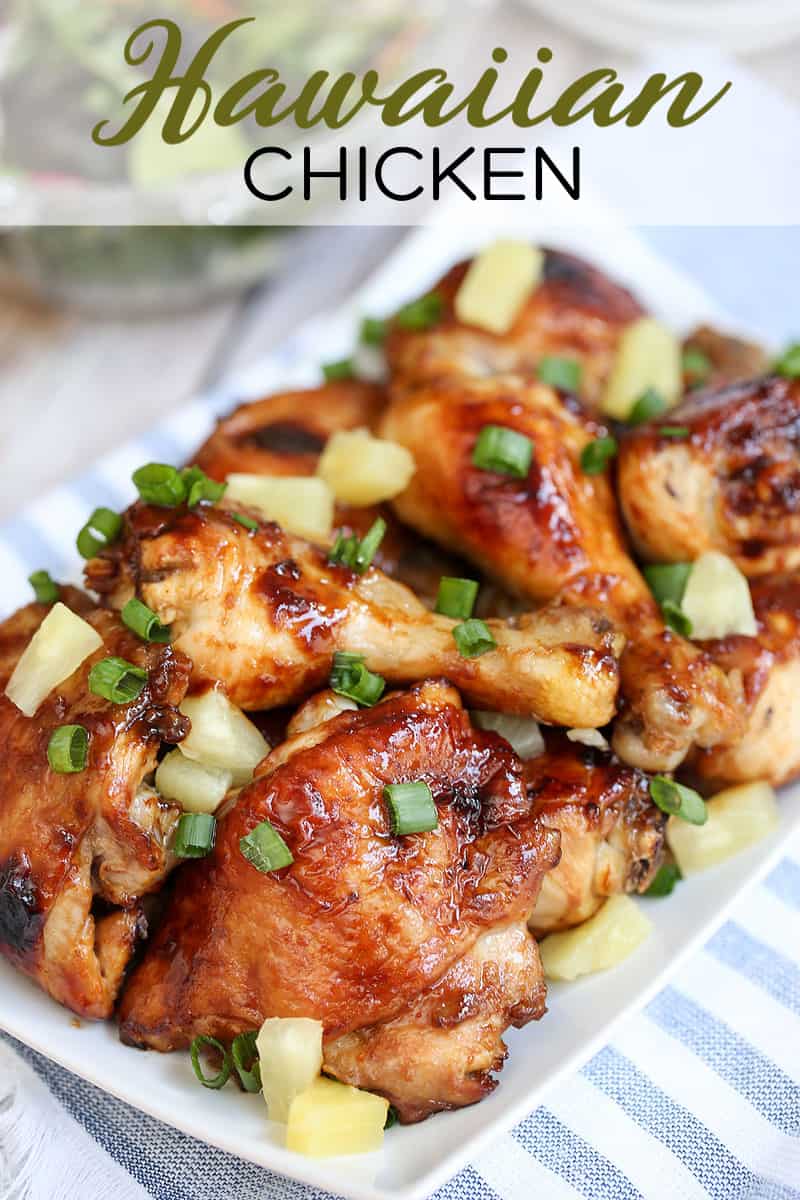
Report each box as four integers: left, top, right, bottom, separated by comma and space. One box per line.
618, 376, 800, 576
0, 588, 189, 1018
682, 325, 768, 391
526, 736, 665, 936
86, 501, 623, 728
119, 681, 560, 1121
380, 375, 743, 771
386, 248, 645, 408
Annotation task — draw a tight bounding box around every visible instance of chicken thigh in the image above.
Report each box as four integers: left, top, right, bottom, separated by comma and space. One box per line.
85, 501, 623, 728
119, 681, 560, 1121
0, 588, 189, 1018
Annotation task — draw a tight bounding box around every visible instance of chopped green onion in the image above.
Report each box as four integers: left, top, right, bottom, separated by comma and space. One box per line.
628, 388, 668, 425
384, 1105, 400, 1130
395, 292, 442, 331
650, 776, 707, 825
643, 563, 692, 608
132, 462, 187, 507
774, 342, 800, 379
644, 862, 682, 897
174, 812, 217, 858
121, 597, 171, 644
384, 781, 438, 836
182, 465, 227, 508
537, 356, 582, 393
682, 348, 712, 385
360, 316, 386, 346
231, 1031, 262, 1093
240, 820, 294, 872
190, 1035, 232, 1090
660, 599, 691, 637
322, 357, 355, 382
47, 724, 89, 774
435, 577, 479, 620
330, 651, 385, 707
452, 617, 496, 658
76, 507, 123, 559
472, 425, 533, 478
88, 656, 147, 704
231, 512, 259, 531
657, 426, 691, 439
29, 570, 58, 605
328, 517, 386, 574
580, 436, 618, 475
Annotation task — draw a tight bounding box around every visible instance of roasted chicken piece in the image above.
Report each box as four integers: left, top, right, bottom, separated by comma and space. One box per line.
119, 681, 560, 1121
618, 375, 800, 576
526, 736, 665, 936
687, 573, 800, 789
0, 588, 189, 1019
192, 379, 468, 607
682, 325, 768, 391
385, 247, 645, 408
380, 375, 743, 771
85, 501, 623, 728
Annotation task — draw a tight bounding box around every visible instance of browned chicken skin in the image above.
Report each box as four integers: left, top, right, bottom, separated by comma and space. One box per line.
85, 501, 623, 728
682, 325, 768, 391
618, 376, 800, 576
526, 736, 665, 936
119, 681, 560, 1121
386, 248, 645, 409
0, 588, 189, 1018
379, 375, 743, 771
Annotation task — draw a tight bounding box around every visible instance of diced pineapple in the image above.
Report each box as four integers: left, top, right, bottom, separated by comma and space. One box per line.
667, 781, 779, 875
539, 895, 652, 981
566, 727, 610, 750
472, 711, 544, 760
224, 475, 333, 543
286, 1077, 389, 1158
454, 241, 545, 334
681, 551, 757, 640
5, 602, 103, 717
179, 688, 269, 786
602, 317, 682, 419
155, 749, 232, 814
256, 1017, 323, 1124
317, 428, 415, 506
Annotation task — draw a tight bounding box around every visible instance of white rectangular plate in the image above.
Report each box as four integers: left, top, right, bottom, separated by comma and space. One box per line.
1, 219, 797, 1200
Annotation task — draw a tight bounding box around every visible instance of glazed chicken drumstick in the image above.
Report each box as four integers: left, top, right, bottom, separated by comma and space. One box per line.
85, 500, 623, 729
119, 680, 560, 1122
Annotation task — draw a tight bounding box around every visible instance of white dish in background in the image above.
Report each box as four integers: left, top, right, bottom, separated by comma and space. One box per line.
0, 220, 794, 1200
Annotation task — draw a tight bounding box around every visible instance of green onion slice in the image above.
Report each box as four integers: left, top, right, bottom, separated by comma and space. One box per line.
132, 462, 187, 507
328, 517, 386, 574
240, 820, 294, 872
643, 563, 692, 608
682, 348, 712, 385
580, 436, 618, 475
322, 357, 355, 382
628, 388, 668, 425
182, 465, 227, 508
649, 776, 707, 825
644, 862, 682, 897
88, 656, 148, 704
774, 342, 800, 379
29, 570, 59, 605
661, 599, 693, 637
76, 507, 123, 560
360, 316, 386, 346
657, 426, 691, 439
47, 724, 89, 774
536, 356, 582, 393
190, 1035, 232, 1090
121, 597, 171, 644
435, 577, 479, 620
395, 292, 442, 331
452, 617, 496, 658
174, 812, 217, 858
384, 780, 438, 836
384, 1105, 400, 1130
330, 651, 385, 707
231, 1031, 262, 1093
231, 512, 259, 531
472, 425, 533, 478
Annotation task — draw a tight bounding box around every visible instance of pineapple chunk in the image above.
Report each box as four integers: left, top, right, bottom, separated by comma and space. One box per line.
225, 475, 333, 543
602, 317, 682, 419
179, 688, 269, 786
317, 428, 415, 506
155, 749, 232, 814
286, 1077, 389, 1158
472, 711, 544, 760
5, 602, 103, 717
257, 1017, 323, 1124
667, 781, 779, 875
539, 895, 652, 981
454, 241, 544, 334
681, 551, 757, 640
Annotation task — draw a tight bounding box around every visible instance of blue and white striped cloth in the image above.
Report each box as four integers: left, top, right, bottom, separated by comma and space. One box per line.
1, 227, 799, 1199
